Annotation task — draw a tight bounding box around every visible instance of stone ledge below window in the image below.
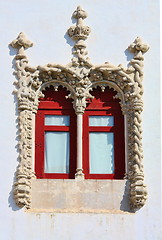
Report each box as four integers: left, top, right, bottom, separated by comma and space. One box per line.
30, 179, 130, 212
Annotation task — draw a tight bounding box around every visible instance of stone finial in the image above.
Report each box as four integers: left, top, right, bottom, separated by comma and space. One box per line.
67, 6, 91, 66
68, 6, 90, 41
128, 37, 149, 53
10, 32, 33, 49
72, 5, 87, 19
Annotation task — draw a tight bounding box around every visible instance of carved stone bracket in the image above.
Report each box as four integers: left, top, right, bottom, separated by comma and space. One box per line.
10, 6, 149, 210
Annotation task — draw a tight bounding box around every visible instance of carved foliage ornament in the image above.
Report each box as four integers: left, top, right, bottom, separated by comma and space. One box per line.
10, 6, 149, 210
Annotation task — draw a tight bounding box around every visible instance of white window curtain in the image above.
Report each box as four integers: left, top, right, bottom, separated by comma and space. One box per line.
44, 115, 70, 173
89, 116, 114, 174
45, 115, 70, 126
90, 128, 114, 174
45, 132, 70, 173
89, 116, 114, 126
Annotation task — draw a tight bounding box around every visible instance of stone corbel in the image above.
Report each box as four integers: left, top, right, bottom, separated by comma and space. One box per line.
11, 6, 149, 210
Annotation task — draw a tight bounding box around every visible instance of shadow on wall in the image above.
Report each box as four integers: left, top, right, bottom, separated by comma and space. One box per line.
8, 45, 21, 211
120, 179, 131, 212
124, 49, 134, 63
64, 28, 75, 63
8, 173, 21, 211
8, 94, 21, 211
64, 15, 78, 62
9, 45, 17, 58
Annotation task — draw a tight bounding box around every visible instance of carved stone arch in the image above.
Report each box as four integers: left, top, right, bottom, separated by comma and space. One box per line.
37, 80, 77, 107
89, 80, 126, 104
10, 6, 149, 211
40, 80, 75, 94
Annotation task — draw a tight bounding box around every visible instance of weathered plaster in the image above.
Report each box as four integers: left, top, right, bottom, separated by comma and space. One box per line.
31, 179, 129, 212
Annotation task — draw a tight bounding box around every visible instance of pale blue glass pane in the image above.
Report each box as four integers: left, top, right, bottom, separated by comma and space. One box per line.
45, 132, 69, 173
89, 116, 114, 126
90, 132, 114, 174
45, 115, 70, 126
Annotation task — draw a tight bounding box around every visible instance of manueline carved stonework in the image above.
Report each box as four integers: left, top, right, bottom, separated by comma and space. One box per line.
10, 6, 149, 210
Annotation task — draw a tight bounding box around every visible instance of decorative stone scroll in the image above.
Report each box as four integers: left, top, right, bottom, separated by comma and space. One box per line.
10, 6, 149, 210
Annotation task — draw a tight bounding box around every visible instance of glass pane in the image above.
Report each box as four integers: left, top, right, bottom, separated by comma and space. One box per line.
89, 116, 114, 126
90, 132, 114, 174
45, 115, 70, 126
45, 132, 69, 173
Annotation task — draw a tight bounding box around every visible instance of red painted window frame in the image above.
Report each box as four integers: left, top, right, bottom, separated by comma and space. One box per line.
35, 87, 77, 179
35, 87, 125, 180
83, 88, 125, 179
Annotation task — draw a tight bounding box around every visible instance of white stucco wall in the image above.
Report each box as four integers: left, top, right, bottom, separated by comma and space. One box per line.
0, 0, 161, 239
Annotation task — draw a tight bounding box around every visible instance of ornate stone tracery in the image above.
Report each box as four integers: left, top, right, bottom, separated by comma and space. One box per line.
11, 6, 149, 210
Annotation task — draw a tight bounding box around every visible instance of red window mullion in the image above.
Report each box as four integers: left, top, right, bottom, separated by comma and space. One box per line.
113, 117, 125, 179
42, 173, 69, 179
83, 111, 89, 177
89, 126, 114, 132
69, 114, 77, 178
44, 126, 70, 131
35, 111, 45, 178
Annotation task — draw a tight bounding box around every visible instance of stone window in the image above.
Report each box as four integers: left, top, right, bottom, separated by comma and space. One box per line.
10, 6, 149, 211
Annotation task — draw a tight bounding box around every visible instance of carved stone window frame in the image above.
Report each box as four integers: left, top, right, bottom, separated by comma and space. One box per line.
10, 6, 149, 211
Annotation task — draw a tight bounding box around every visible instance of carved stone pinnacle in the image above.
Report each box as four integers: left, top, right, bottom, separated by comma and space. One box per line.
68, 6, 90, 41
67, 6, 91, 66
10, 32, 33, 49
128, 37, 149, 54
72, 6, 88, 20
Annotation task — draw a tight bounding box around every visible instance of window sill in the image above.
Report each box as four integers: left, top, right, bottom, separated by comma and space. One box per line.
30, 179, 130, 212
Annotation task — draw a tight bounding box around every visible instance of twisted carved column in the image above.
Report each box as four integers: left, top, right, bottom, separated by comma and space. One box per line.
10, 33, 41, 208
